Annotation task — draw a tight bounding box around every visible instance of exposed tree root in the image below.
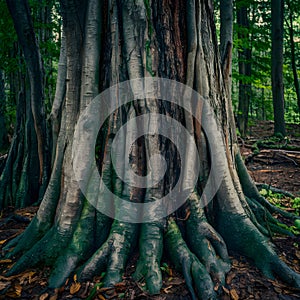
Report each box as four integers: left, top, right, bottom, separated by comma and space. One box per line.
78, 220, 138, 287
133, 221, 165, 294
186, 193, 231, 288
165, 218, 217, 300
217, 199, 300, 289
48, 201, 110, 288
236, 151, 299, 221
246, 196, 294, 236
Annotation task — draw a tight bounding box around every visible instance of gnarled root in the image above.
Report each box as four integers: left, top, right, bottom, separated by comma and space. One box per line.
186, 193, 231, 289
165, 218, 217, 300
78, 220, 138, 287
133, 221, 165, 294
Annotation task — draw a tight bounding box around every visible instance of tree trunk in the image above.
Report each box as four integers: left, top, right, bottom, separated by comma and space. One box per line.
220, 0, 233, 86
271, 0, 286, 136
286, 0, 300, 113
0, 0, 50, 208
0, 69, 8, 151
236, 2, 252, 137
3, 1, 300, 299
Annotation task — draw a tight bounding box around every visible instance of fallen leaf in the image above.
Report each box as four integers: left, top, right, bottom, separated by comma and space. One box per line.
226, 272, 236, 284
163, 285, 173, 294
39, 293, 49, 300
19, 271, 36, 285
222, 286, 230, 294
70, 282, 81, 294
98, 294, 106, 300
230, 289, 239, 300
6, 284, 22, 298
0, 259, 12, 264
274, 287, 282, 294
214, 283, 220, 291
49, 293, 58, 300
0, 239, 7, 245
0, 281, 10, 291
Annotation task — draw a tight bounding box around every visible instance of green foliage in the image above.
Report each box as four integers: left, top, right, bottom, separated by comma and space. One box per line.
252, 135, 299, 152
292, 197, 300, 216
160, 262, 173, 276
229, 0, 300, 125
0, 0, 61, 130
259, 189, 300, 235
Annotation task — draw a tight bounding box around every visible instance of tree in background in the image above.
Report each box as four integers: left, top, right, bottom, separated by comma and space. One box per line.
220, 0, 233, 89
236, 0, 252, 136
271, 0, 286, 136
0, 0, 59, 208
0, 69, 8, 151
286, 0, 300, 114
2, 0, 300, 299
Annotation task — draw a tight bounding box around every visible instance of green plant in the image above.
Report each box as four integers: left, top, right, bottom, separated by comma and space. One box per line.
160, 262, 173, 276
292, 197, 300, 216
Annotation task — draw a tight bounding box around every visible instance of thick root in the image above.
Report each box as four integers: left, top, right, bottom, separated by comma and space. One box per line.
48, 202, 110, 288
78, 220, 138, 287
5, 226, 69, 276
246, 197, 294, 236
186, 194, 231, 289
235, 152, 299, 221
217, 212, 300, 289
133, 221, 165, 295
4, 216, 50, 258
165, 218, 216, 300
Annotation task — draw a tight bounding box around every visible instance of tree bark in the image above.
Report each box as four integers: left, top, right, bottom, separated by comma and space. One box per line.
0, 69, 8, 151
236, 2, 252, 137
3, 1, 300, 299
271, 0, 286, 136
220, 0, 233, 85
286, 0, 300, 113
6, 0, 49, 184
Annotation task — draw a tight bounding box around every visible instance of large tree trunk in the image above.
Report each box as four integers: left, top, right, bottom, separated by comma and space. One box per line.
3, 1, 300, 299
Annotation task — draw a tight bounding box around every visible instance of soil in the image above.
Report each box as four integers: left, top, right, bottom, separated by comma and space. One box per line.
0, 120, 300, 300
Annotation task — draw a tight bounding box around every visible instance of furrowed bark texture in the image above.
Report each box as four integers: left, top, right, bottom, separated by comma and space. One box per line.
3, 0, 300, 299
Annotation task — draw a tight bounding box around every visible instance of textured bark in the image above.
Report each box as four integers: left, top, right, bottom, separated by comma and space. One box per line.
271, 0, 286, 136
220, 0, 233, 86
6, 0, 49, 183
286, 0, 300, 113
0, 69, 8, 151
236, 2, 252, 137
50, 31, 66, 165
3, 1, 300, 299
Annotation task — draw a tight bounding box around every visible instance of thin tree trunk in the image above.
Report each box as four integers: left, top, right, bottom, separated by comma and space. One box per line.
271, 0, 286, 136
286, 0, 300, 113
220, 0, 233, 85
236, 2, 252, 136
0, 69, 8, 151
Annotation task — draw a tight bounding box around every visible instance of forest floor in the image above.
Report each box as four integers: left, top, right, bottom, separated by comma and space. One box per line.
0, 120, 300, 300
